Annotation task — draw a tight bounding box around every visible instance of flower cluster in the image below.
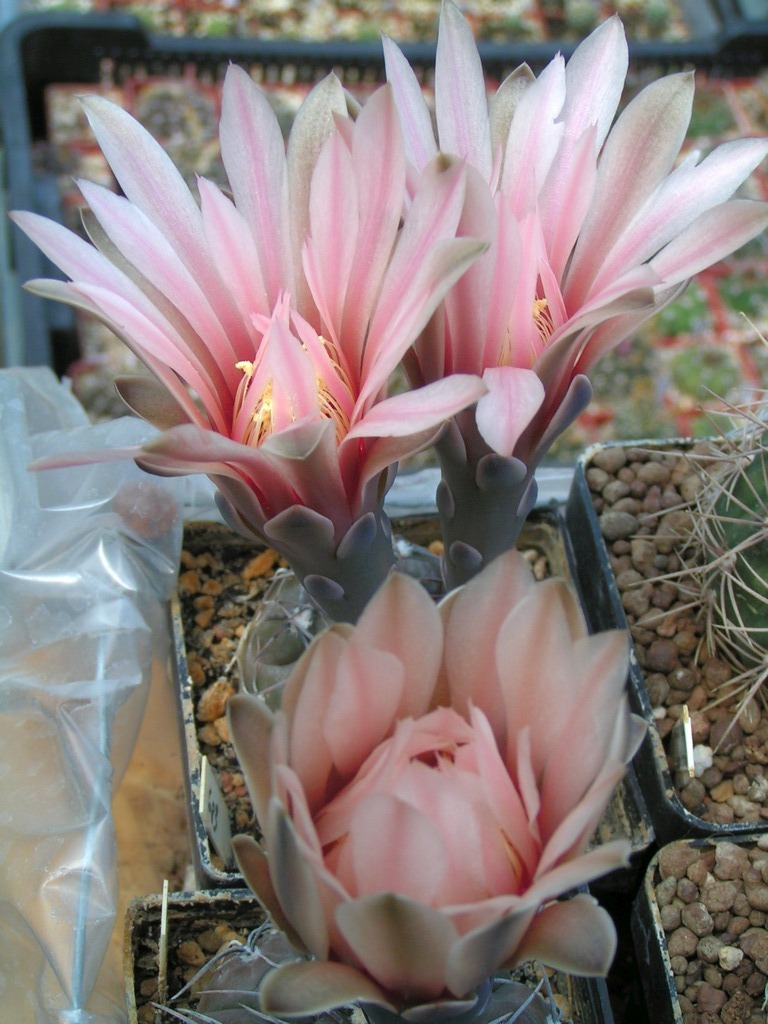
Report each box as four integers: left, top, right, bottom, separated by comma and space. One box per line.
16, 3, 768, 614
11, 2, 768, 1016
385, 3, 768, 586
15, 66, 485, 621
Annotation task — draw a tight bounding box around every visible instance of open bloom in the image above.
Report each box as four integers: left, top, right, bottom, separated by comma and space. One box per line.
385, 2, 768, 585
13, 68, 486, 620
228, 552, 644, 1017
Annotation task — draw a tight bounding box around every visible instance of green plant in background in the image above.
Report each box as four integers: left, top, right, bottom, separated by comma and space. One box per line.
719, 271, 768, 323
564, 0, 599, 34
652, 281, 712, 338
669, 346, 741, 402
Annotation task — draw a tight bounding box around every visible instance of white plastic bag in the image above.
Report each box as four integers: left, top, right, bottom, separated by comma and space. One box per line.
0, 368, 183, 1023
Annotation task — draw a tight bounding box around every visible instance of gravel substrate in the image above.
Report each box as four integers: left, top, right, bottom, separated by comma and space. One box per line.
650, 838, 768, 1024
585, 442, 768, 828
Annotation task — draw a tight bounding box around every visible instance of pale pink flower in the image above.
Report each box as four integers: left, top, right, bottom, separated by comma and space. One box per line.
228, 551, 644, 1017
13, 68, 486, 620
385, 2, 768, 586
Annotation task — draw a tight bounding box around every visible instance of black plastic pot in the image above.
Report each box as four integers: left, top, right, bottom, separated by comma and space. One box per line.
631, 834, 768, 1024
565, 440, 768, 846
124, 886, 266, 1024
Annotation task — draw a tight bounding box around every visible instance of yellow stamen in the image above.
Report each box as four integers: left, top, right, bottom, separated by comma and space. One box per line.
235, 361, 277, 449
533, 298, 555, 344
316, 336, 353, 444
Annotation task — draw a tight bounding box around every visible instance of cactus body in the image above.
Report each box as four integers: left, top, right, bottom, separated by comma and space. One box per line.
710, 446, 768, 663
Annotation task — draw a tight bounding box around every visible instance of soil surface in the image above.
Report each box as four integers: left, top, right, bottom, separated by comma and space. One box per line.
649, 837, 768, 1024
585, 442, 768, 828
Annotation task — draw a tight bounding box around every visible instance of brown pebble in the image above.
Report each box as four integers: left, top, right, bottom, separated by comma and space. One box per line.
696, 982, 727, 1014
638, 462, 672, 486
656, 876, 679, 906
739, 699, 762, 734
709, 803, 736, 824
667, 926, 699, 957
739, 928, 768, 972
646, 673, 670, 707
600, 509, 639, 540
586, 466, 609, 492
745, 970, 767, 997
660, 903, 683, 931
243, 548, 279, 581
195, 607, 215, 629
703, 659, 734, 690
711, 780, 735, 803
697, 933, 724, 964
139, 978, 158, 998
196, 678, 235, 722
681, 779, 706, 811
603, 479, 631, 504
716, 843, 751, 881
591, 447, 628, 474
687, 859, 711, 886
645, 639, 680, 673
682, 902, 714, 937
187, 657, 206, 687
197, 724, 220, 747
177, 940, 207, 967
711, 718, 744, 754
630, 537, 657, 574
669, 667, 696, 692
703, 964, 722, 988
622, 586, 652, 618
702, 880, 738, 913
198, 928, 226, 953
652, 583, 678, 610
679, 876, 704, 901
214, 715, 231, 744
659, 844, 702, 880
178, 569, 201, 593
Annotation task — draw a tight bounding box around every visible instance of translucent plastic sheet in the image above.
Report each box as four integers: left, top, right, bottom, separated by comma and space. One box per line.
0, 368, 183, 1023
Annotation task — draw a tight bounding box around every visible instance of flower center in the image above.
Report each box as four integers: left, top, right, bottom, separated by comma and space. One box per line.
315, 337, 353, 444
532, 297, 555, 344
236, 361, 275, 448
233, 295, 356, 451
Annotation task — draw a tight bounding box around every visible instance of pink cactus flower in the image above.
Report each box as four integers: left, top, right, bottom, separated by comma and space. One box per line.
13, 69, 486, 621
228, 551, 645, 1018
385, 2, 768, 587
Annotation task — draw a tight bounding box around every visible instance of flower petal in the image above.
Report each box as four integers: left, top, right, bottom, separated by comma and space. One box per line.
445, 901, 537, 998
220, 64, 293, 306
260, 960, 392, 1016
231, 834, 306, 952
475, 367, 545, 456
351, 571, 443, 719
435, 0, 493, 180
512, 894, 616, 976
336, 893, 457, 1001
268, 799, 331, 959
382, 34, 438, 172
346, 375, 486, 441
114, 376, 193, 430
228, 692, 275, 828
322, 642, 406, 780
